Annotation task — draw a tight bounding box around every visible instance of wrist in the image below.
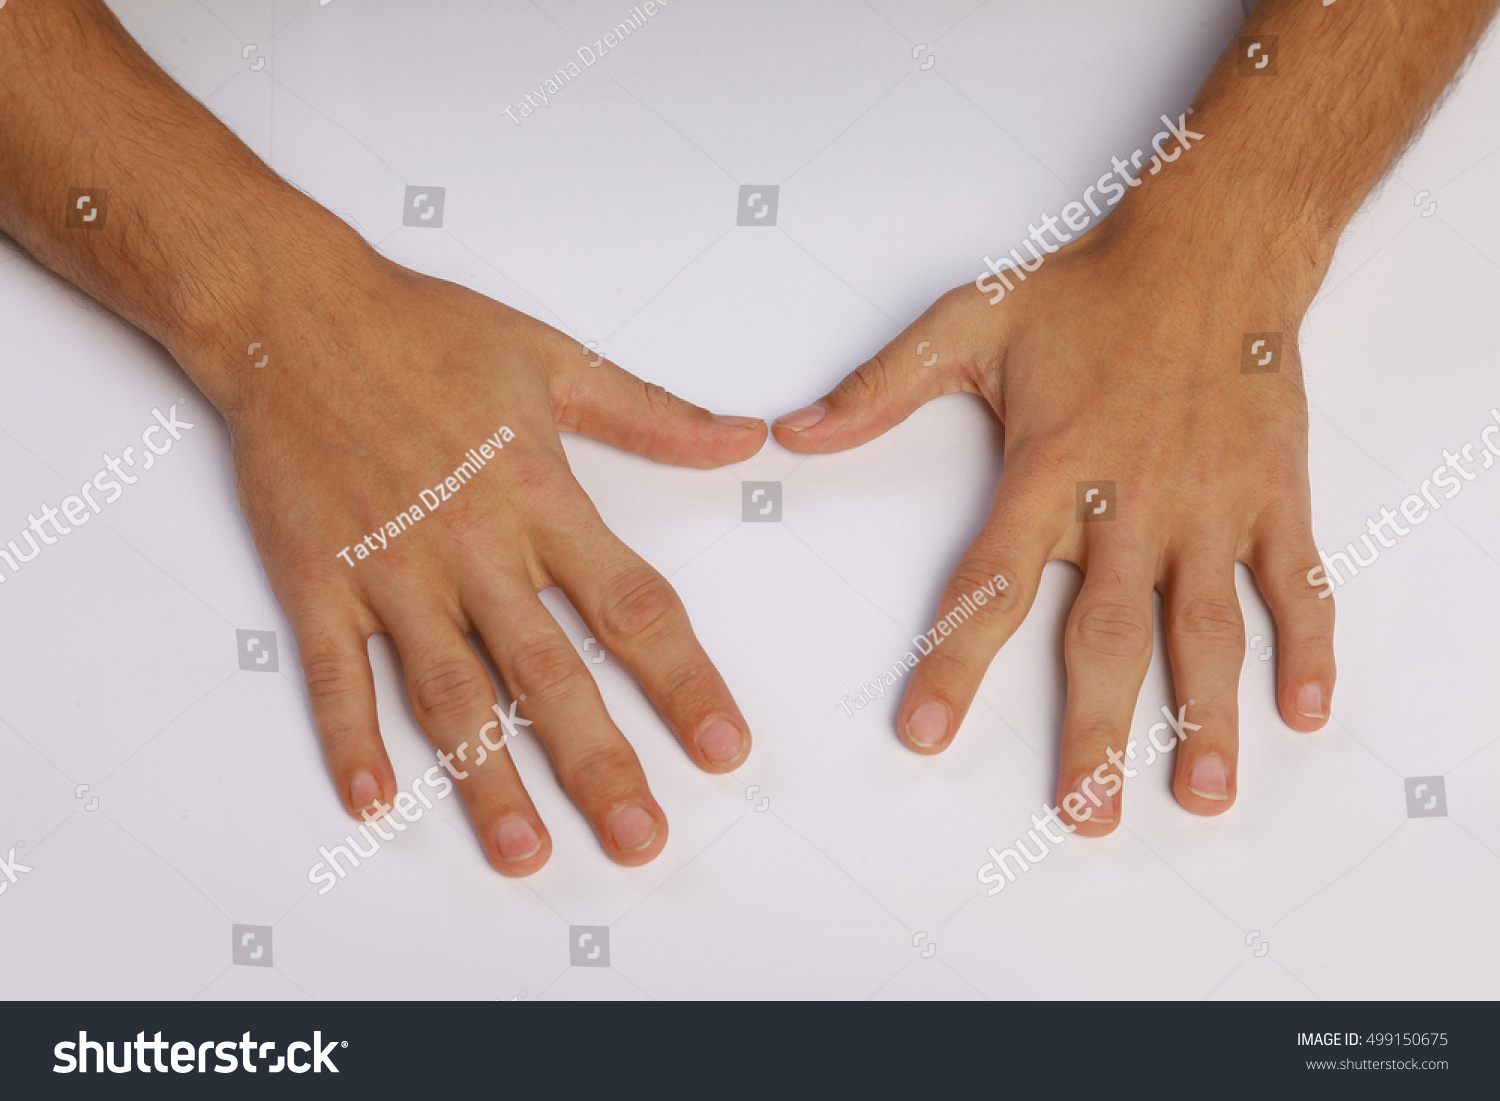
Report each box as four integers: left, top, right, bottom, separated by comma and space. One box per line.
1102, 165, 1335, 315
156, 183, 389, 418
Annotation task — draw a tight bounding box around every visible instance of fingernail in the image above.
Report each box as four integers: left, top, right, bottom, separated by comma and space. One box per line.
350, 770, 380, 814
774, 404, 826, 431
713, 414, 763, 429
608, 805, 659, 853
697, 718, 745, 765
1295, 684, 1326, 720
495, 816, 542, 862
906, 701, 949, 747
1187, 756, 1230, 800
1075, 782, 1114, 825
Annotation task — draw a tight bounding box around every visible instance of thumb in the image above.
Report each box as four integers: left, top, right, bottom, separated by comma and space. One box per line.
772, 287, 995, 454
553, 352, 767, 469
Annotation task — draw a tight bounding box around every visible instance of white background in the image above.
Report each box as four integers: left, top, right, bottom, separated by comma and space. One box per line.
1, 0, 1498, 1000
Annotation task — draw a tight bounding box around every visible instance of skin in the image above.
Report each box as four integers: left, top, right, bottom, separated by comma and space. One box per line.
775, 0, 1500, 835
0, 0, 765, 873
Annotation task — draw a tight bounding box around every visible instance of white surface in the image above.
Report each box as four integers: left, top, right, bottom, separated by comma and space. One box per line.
2, 0, 1499, 1000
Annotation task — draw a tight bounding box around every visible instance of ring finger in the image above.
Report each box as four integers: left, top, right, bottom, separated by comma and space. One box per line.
463, 570, 669, 866
372, 589, 552, 876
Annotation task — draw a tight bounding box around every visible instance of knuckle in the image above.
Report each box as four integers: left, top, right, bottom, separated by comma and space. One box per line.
1072, 719, 1131, 759
506, 451, 565, 501
302, 655, 371, 750
657, 659, 722, 716
1289, 628, 1336, 656
1069, 602, 1152, 660
597, 568, 681, 642
640, 380, 679, 417
1172, 598, 1245, 645
637, 383, 688, 459
509, 636, 582, 702
841, 353, 890, 403
303, 654, 360, 705
1285, 560, 1334, 604
948, 563, 1022, 618
936, 284, 976, 316
564, 744, 640, 798
410, 659, 490, 723
920, 641, 980, 683
550, 373, 584, 433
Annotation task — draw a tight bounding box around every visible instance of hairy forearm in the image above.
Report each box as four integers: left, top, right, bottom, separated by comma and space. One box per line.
1116, 0, 1499, 297
0, 0, 372, 411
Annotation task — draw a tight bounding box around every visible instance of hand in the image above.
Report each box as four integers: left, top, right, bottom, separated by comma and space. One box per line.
772, 217, 1334, 834
222, 244, 765, 872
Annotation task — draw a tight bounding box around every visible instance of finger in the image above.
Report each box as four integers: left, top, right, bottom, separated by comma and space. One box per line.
1250, 503, 1336, 733
1056, 535, 1158, 838
896, 473, 1062, 754
462, 574, 668, 866
291, 606, 398, 820
553, 352, 766, 469
373, 596, 552, 876
772, 288, 990, 454
542, 524, 751, 772
1162, 548, 1246, 816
